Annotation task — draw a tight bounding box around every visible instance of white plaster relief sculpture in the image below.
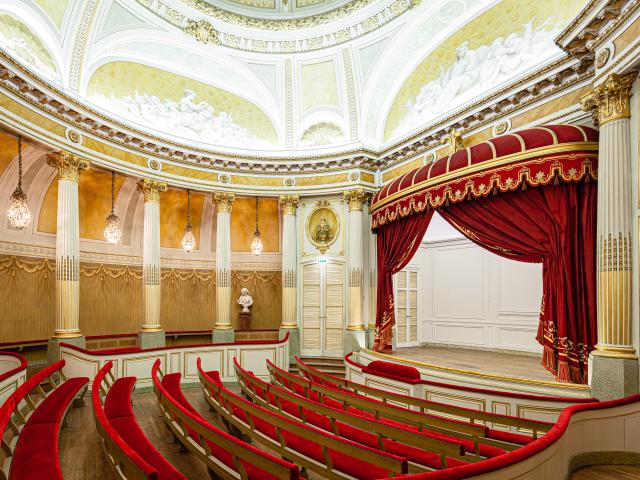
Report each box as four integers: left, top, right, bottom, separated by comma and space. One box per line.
0, 37, 57, 79
90, 89, 271, 147
394, 20, 563, 137
237, 288, 254, 313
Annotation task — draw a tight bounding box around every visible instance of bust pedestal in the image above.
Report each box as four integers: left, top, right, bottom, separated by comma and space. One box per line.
239, 312, 252, 330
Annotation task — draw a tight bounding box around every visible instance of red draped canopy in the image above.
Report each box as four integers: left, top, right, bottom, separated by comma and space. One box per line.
370, 125, 599, 384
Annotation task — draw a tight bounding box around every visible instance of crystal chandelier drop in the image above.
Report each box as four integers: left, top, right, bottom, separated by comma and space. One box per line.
7, 136, 32, 230
251, 196, 263, 256
103, 171, 122, 244
182, 190, 196, 252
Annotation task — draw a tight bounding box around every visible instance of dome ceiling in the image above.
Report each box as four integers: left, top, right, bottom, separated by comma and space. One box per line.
0, 0, 587, 156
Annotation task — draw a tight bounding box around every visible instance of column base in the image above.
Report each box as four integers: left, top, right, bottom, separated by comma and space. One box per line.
138, 330, 165, 349
212, 328, 235, 343
344, 329, 365, 355
48, 335, 85, 364
365, 328, 376, 350
589, 352, 639, 400
280, 327, 299, 365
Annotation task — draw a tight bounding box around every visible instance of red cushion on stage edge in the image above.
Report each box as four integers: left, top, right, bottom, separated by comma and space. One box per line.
363, 360, 422, 381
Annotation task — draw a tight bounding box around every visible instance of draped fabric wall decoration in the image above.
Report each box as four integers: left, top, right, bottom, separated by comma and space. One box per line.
0, 254, 281, 342
370, 125, 599, 384
231, 271, 282, 330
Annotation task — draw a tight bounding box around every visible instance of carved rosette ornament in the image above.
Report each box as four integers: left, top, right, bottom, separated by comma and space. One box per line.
184, 19, 219, 45
213, 192, 235, 213
46, 151, 90, 182
137, 178, 167, 203
343, 189, 370, 212
279, 195, 299, 216
581, 72, 637, 126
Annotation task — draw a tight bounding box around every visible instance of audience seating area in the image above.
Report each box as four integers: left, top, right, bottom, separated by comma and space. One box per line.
0, 360, 87, 480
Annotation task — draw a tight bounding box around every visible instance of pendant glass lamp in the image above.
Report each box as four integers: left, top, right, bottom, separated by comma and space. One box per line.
251, 196, 263, 256
103, 171, 122, 244
182, 189, 196, 252
7, 136, 32, 230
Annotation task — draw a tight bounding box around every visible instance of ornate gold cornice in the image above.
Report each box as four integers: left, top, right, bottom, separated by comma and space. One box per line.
137, 178, 167, 203
343, 189, 370, 212
213, 192, 235, 214
46, 151, 89, 182
581, 72, 637, 126
441, 129, 464, 156
279, 195, 299, 216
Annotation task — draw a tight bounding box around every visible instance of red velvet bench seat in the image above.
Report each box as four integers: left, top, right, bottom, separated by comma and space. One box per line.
9, 376, 88, 480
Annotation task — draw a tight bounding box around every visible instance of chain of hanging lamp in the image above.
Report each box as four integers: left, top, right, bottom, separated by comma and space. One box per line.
7, 136, 32, 230
181, 189, 196, 252
251, 196, 263, 255
104, 171, 122, 244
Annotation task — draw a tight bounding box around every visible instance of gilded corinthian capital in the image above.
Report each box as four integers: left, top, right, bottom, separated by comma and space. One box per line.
343, 189, 370, 212
137, 178, 167, 203
581, 72, 638, 126
279, 195, 299, 216
46, 151, 89, 182
213, 192, 235, 214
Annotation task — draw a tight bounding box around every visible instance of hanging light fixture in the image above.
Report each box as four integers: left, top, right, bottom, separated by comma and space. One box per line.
104, 171, 122, 244
251, 196, 263, 256
7, 136, 32, 230
182, 189, 196, 252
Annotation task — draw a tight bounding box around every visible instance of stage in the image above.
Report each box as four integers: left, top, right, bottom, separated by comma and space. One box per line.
358, 344, 593, 398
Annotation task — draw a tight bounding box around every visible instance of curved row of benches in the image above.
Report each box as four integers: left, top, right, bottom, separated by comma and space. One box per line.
0, 360, 87, 480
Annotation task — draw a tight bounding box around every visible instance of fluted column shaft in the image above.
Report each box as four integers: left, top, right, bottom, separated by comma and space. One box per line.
583, 72, 637, 359
47, 152, 89, 338
138, 179, 167, 332
280, 195, 299, 328
214, 192, 234, 330
344, 189, 369, 330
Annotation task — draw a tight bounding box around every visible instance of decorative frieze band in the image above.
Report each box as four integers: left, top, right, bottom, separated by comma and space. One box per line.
137, 178, 167, 203
46, 151, 90, 182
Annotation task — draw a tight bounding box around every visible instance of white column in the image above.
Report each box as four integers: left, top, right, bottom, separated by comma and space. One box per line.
47, 152, 89, 339
582, 71, 638, 399
280, 195, 299, 328
214, 192, 234, 332
137, 179, 167, 333
367, 204, 377, 347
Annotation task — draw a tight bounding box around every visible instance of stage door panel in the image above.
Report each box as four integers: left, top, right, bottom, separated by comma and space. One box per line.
301, 261, 345, 357
395, 269, 419, 347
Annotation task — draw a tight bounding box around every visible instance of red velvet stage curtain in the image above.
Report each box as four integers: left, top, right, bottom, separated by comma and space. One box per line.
438, 181, 597, 384
374, 209, 434, 353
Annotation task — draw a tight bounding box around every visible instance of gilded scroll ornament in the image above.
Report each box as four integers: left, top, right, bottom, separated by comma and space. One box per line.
441, 129, 464, 155
46, 151, 90, 182
279, 195, 299, 216
213, 192, 235, 214
184, 19, 219, 45
343, 189, 370, 212
581, 72, 637, 126
306, 200, 339, 254
137, 178, 167, 203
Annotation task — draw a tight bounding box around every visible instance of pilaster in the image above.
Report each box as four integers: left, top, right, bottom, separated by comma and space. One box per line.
279, 195, 299, 363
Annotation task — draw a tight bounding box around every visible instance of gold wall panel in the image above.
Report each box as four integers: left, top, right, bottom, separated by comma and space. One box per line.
230, 176, 283, 186
38, 177, 58, 234
613, 18, 640, 58
296, 173, 348, 186
231, 271, 282, 330
78, 169, 125, 240
384, 0, 587, 139
0, 94, 67, 138
230, 196, 280, 253
82, 137, 148, 168
0, 132, 19, 175
159, 188, 205, 249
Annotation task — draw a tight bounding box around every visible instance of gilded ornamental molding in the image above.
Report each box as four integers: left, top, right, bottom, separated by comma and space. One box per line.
581, 72, 637, 126
213, 192, 235, 214
279, 195, 299, 216
137, 178, 168, 203
46, 151, 90, 182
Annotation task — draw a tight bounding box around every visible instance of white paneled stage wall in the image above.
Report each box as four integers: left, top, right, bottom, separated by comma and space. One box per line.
400, 213, 543, 353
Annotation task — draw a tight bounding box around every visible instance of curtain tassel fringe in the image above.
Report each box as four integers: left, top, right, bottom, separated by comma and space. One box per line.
553, 175, 560, 186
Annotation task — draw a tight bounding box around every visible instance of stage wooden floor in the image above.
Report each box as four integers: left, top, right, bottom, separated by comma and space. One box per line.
392, 345, 566, 384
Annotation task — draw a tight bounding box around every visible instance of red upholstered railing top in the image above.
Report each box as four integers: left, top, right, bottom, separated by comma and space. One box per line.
362, 360, 422, 382
0, 352, 27, 383
370, 125, 599, 228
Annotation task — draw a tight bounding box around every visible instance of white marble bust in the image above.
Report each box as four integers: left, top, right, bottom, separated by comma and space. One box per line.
237, 288, 253, 313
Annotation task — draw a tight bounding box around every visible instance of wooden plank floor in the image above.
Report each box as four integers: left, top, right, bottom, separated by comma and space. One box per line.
571, 465, 640, 479
392, 345, 566, 383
